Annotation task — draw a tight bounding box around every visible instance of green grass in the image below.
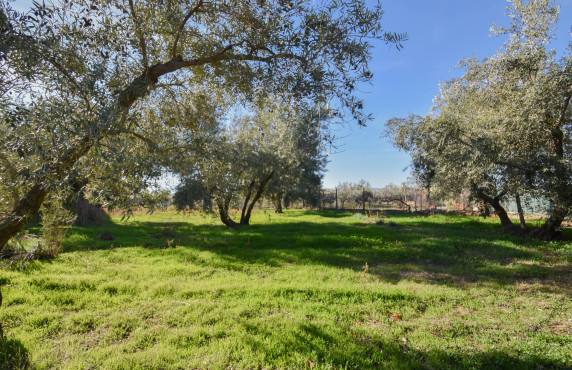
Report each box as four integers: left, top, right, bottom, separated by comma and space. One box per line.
1, 210, 571, 369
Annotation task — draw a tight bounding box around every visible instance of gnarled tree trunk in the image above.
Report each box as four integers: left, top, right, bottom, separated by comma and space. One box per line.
217, 197, 239, 228
477, 200, 490, 218
215, 171, 274, 228
529, 206, 567, 240
240, 171, 274, 225
0, 183, 48, 250
476, 190, 525, 236
0, 134, 96, 251
271, 192, 283, 214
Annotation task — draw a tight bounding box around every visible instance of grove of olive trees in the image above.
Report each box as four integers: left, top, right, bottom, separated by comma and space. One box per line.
0, 0, 405, 249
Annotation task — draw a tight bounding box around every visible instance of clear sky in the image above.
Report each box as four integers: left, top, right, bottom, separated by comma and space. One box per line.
322, 0, 572, 189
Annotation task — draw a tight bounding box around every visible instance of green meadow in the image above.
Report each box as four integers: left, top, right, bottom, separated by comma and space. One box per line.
1, 210, 571, 369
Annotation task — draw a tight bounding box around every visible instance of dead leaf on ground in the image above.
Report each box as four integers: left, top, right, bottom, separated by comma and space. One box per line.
549, 323, 571, 335
390, 313, 402, 321
454, 306, 475, 315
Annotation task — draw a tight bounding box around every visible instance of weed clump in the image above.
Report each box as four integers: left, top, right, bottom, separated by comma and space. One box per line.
352, 213, 369, 221
40, 192, 75, 258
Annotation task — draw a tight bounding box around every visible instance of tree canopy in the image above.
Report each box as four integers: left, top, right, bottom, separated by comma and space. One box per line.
386, 0, 571, 239
0, 0, 405, 249
170, 97, 326, 226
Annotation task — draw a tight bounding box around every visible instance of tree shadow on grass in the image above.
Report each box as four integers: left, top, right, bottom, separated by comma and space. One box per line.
0, 336, 30, 369
62, 220, 202, 252
61, 212, 572, 293
238, 320, 568, 369
285, 209, 356, 218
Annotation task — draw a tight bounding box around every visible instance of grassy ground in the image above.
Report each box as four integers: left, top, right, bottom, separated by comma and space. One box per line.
1, 210, 571, 369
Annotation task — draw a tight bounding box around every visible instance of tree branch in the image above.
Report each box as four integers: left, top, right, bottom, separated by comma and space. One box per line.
150, 83, 185, 90
128, 0, 149, 68
242, 170, 274, 225
240, 180, 255, 222
172, 0, 204, 59
118, 45, 307, 108
126, 130, 155, 146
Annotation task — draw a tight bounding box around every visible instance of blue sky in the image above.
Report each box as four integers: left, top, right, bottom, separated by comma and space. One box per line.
323, 0, 572, 188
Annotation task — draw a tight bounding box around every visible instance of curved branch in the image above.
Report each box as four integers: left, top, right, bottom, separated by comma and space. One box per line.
118, 45, 308, 108
171, 0, 204, 59
125, 130, 155, 146
128, 0, 149, 68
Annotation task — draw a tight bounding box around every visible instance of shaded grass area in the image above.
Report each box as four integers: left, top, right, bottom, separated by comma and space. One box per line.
1, 210, 571, 368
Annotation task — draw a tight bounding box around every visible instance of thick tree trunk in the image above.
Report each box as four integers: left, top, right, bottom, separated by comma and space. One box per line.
240, 171, 274, 225
0, 183, 49, 250
515, 194, 526, 230
0, 134, 96, 251
273, 193, 283, 214
217, 198, 238, 228
0, 129, 139, 247
477, 191, 524, 236
66, 180, 109, 226
529, 206, 567, 240
477, 200, 490, 218
490, 199, 519, 233
240, 180, 256, 222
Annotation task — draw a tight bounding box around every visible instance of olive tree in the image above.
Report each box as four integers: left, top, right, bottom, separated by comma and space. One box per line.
386, 0, 571, 239
335, 179, 371, 210
173, 99, 321, 226
0, 0, 405, 249
265, 106, 326, 213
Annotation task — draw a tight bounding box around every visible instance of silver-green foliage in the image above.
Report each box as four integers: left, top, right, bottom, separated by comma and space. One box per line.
386, 0, 571, 238
0, 0, 405, 248
172, 97, 325, 226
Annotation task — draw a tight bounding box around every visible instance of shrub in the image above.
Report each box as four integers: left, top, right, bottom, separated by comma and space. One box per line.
39, 192, 75, 258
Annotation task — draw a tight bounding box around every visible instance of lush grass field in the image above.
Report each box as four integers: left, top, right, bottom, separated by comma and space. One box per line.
1, 210, 571, 369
